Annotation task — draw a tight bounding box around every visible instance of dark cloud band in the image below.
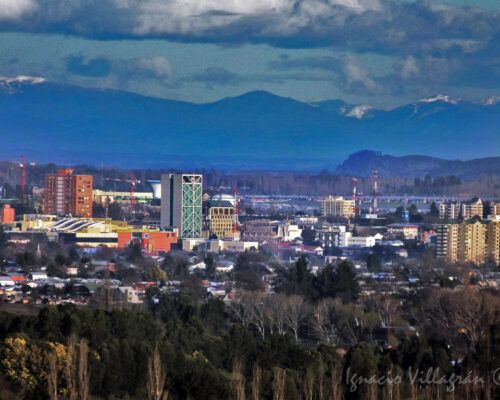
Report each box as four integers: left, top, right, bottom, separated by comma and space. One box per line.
0, 0, 498, 56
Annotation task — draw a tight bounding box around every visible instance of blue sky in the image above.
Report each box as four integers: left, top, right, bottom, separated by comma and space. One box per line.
0, 0, 498, 107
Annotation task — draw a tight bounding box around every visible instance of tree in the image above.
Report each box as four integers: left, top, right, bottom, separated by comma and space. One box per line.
429, 201, 439, 217
366, 253, 382, 272
331, 261, 360, 303
108, 201, 122, 220
204, 254, 216, 279
301, 228, 317, 245
272, 367, 286, 400
281, 256, 316, 297
147, 344, 168, 400
251, 363, 261, 400
394, 206, 405, 221
232, 358, 246, 400
283, 295, 308, 342
146, 265, 167, 283
47, 350, 58, 400
92, 202, 106, 218
66, 336, 91, 400
311, 299, 339, 344
408, 204, 423, 223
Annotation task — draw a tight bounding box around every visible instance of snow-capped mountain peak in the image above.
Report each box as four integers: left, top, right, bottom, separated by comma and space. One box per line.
0, 75, 46, 94
345, 104, 373, 119
0, 75, 46, 85
417, 94, 458, 104
483, 96, 499, 106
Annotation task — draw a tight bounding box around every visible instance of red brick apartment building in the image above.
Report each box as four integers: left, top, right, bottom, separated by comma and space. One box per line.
44, 169, 93, 217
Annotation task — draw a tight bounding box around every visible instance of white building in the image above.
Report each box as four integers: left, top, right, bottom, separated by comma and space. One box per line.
277, 223, 302, 241
340, 232, 376, 247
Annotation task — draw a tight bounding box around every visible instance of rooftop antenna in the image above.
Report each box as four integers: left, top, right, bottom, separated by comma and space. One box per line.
20, 155, 26, 203
130, 173, 136, 213
372, 170, 379, 213
352, 177, 358, 216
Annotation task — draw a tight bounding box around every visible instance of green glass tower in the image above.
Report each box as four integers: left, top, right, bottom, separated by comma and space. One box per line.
161, 173, 203, 238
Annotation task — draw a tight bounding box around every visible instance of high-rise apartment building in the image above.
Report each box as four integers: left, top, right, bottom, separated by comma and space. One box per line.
458, 220, 486, 264
438, 199, 484, 220
487, 221, 500, 264
461, 199, 483, 220
160, 174, 202, 238
436, 223, 459, 262
436, 221, 490, 264
439, 202, 461, 220
0, 204, 15, 223
44, 169, 93, 217
322, 196, 355, 218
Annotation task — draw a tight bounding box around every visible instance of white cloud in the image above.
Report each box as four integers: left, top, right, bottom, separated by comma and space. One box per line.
400, 56, 419, 79
342, 56, 380, 93
0, 0, 36, 20
136, 57, 172, 81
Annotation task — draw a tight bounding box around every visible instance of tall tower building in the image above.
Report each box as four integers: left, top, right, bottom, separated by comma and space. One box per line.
436, 223, 460, 263
44, 169, 93, 217
461, 199, 483, 220
458, 220, 486, 264
487, 221, 500, 264
160, 174, 202, 238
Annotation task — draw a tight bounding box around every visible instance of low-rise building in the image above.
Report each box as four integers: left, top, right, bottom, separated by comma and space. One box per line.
386, 223, 419, 240
276, 223, 302, 242
340, 232, 376, 247
93, 190, 153, 205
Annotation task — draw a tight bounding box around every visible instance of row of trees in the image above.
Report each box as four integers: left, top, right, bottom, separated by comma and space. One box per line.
0, 283, 498, 399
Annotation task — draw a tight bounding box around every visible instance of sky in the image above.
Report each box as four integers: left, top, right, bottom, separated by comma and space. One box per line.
0, 0, 498, 107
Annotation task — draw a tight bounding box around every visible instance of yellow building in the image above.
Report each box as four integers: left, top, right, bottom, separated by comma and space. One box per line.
487, 221, 500, 264
458, 221, 486, 264
437, 221, 491, 265
461, 199, 483, 220
322, 196, 355, 218
203, 200, 236, 239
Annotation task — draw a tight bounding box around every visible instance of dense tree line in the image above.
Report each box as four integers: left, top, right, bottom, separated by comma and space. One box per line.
0, 276, 498, 398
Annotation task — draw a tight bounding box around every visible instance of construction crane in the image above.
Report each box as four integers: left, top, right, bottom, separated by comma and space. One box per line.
102, 176, 140, 191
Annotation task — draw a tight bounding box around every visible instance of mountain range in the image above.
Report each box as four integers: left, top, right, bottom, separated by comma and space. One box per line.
0, 76, 499, 170
335, 150, 500, 179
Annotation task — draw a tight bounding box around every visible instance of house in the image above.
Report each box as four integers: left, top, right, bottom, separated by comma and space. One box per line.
118, 286, 145, 304
0, 275, 15, 286
28, 271, 48, 281
7, 273, 26, 284
386, 223, 419, 240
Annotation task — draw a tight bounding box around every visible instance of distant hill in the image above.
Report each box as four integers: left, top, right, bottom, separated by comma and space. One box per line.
1, 77, 499, 170
336, 150, 500, 179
